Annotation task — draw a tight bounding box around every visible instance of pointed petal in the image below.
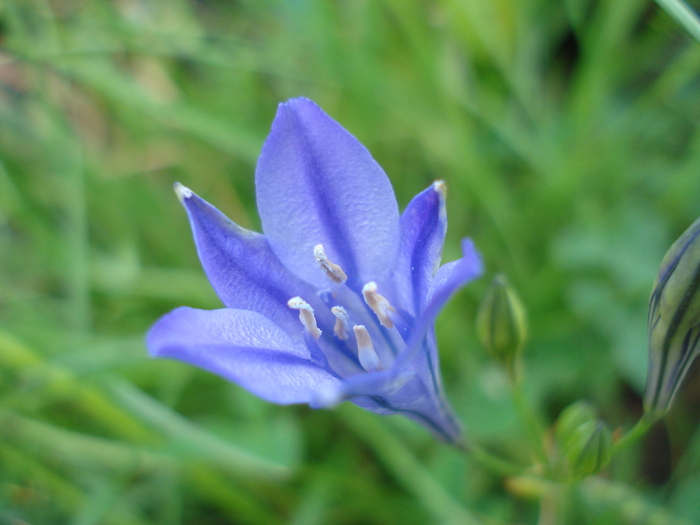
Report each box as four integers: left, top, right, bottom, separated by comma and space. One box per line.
394, 182, 447, 315
147, 307, 340, 404
176, 185, 321, 337
255, 98, 400, 289
424, 238, 483, 327
397, 238, 483, 367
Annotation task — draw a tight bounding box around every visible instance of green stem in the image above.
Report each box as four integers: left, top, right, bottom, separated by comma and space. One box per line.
612, 415, 656, 454
580, 476, 692, 524
459, 441, 525, 477
511, 380, 550, 470
656, 0, 700, 43
341, 406, 484, 525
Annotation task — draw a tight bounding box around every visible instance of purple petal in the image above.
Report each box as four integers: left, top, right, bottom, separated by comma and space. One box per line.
314, 329, 462, 442
397, 238, 482, 368
394, 182, 447, 315
352, 367, 463, 442
391, 327, 463, 443
176, 185, 322, 337
425, 238, 482, 312
312, 367, 408, 408
147, 307, 340, 404
255, 98, 400, 289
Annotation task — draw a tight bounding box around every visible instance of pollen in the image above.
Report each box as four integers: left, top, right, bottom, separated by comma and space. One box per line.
287, 296, 322, 339
353, 325, 382, 372
362, 281, 396, 329
314, 244, 348, 284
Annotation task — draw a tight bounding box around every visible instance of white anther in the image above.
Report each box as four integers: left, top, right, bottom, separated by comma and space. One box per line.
353, 325, 382, 372
288, 297, 322, 339
331, 306, 349, 340
314, 244, 348, 284
362, 281, 396, 329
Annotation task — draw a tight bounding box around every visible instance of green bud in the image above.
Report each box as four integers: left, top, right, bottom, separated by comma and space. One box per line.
554, 403, 612, 479
645, 217, 700, 417
562, 420, 613, 479
476, 274, 528, 376
555, 401, 597, 449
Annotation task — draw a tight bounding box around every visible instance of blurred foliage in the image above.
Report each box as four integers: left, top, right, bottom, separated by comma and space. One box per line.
1, 0, 700, 523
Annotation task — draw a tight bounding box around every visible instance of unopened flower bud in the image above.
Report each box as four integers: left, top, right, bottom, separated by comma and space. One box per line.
476, 274, 528, 378
555, 401, 597, 449
645, 217, 700, 417
562, 420, 613, 479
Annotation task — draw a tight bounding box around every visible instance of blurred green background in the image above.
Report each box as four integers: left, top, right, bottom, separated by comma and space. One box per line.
2, 0, 700, 523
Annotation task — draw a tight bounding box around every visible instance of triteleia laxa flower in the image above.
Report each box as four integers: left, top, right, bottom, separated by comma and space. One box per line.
147, 98, 482, 443
646, 217, 700, 417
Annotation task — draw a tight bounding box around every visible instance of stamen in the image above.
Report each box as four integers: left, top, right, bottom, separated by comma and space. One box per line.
314, 244, 348, 284
353, 325, 382, 372
287, 297, 322, 339
331, 306, 349, 340
362, 281, 396, 329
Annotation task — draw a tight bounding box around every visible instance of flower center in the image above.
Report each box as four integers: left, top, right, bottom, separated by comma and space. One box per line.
287, 244, 401, 374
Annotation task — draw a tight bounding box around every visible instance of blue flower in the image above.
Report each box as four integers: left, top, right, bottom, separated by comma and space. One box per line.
147, 98, 482, 443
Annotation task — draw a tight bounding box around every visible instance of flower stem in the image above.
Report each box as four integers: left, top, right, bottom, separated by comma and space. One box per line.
511, 379, 550, 470
655, 0, 700, 43
462, 441, 526, 477
612, 415, 657, 454
341, 406, 484, 525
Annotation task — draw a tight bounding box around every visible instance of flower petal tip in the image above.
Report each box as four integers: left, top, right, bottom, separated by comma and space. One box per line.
145, 325, 168, 360
432, 180, 447, 197
461, 237, 479, 256
173, 182, 193, 203
275, 97, 318, 122
311, 386, 343, 409
280, 96, 315, 109
433, 180, 447, 220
